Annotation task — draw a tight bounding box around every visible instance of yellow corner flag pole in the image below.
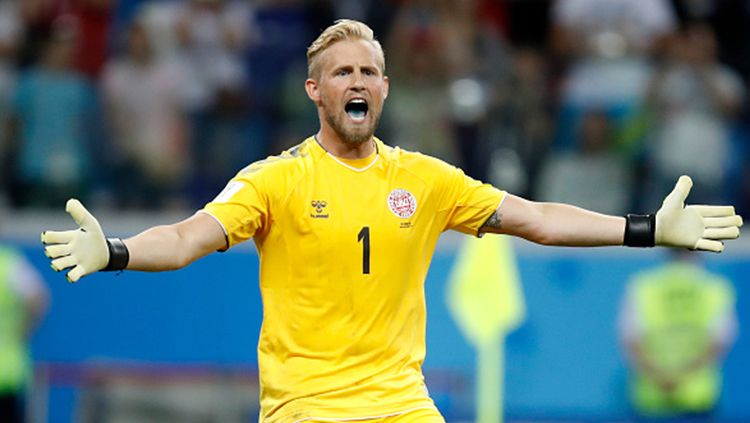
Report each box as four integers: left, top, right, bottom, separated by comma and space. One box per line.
447, 235, 526, 423
477, 336, 503, 423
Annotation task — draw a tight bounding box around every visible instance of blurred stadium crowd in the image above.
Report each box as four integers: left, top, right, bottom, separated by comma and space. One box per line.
1, 0, 750, 215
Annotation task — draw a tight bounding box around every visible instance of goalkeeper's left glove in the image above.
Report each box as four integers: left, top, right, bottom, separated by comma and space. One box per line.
624, 175, 743, 252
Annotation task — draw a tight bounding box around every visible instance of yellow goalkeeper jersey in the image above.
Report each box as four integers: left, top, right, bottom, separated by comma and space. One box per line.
201, 136, 505, 423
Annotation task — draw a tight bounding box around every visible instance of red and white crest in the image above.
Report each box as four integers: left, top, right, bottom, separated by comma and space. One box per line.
387, 189, 417, 218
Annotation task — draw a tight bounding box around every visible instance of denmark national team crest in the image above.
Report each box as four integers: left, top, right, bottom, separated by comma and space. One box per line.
387, 189, 417, 218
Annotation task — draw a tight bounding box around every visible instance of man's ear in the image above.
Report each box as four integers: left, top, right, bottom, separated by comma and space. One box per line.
305, 78, 320, 103
383, 75, 389, 100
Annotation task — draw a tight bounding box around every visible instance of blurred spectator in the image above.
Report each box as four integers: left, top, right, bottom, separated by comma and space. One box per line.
15, 0, 62, 69
671, 0, 750, 219
642, 23, 745, 210
172, 0, 258, 206
173, 0, 254, 111
443, 0, 510, 182
245, 2, 318, 155
384, 0, 510, 173
0, 243, 49, 423
619, 252, 737, 418
135, 0, 183, 60
0, 0, 21, 101
69, 0, 116, 79
5, 20, 97, 208
13, 0, 114, 78
552, 0, 675, 62
536, 108, 631, 214
671, 0, 750, 79
0, 0, 22, 202
382, 1, 456, 163
489, 1, 555, 198
101, 16, 193, 210
550, 0, 677, 150
486, 47, 554, 198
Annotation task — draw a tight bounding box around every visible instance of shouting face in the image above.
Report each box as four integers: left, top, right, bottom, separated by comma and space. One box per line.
306, 39, 389, 145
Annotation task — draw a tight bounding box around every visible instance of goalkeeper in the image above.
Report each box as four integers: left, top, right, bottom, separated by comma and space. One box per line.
40, 19, 742, 423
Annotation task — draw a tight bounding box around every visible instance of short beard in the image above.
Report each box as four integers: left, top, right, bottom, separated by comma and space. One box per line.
323, 108, 381, 145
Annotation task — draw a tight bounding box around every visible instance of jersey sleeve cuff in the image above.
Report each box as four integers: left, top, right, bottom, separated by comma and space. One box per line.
196, 210, 231, 251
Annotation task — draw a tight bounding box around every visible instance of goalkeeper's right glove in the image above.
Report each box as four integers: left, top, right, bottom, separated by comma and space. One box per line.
41, 199, 129, 282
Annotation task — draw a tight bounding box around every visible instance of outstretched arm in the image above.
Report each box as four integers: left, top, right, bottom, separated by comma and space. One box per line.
480, 194, 625, 246
480, 176, 742, 252
123, 212, 226, 271
41, 199, 227, 282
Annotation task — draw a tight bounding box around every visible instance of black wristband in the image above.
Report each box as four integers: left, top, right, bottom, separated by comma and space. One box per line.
103, 238, 130, 271
624, 214, 656, 247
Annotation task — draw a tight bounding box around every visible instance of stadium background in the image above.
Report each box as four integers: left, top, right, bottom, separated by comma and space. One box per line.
1, 0, 750, 422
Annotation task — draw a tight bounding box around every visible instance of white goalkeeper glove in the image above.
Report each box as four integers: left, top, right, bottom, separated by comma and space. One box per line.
655, 175, 743, 252
41, 199, 129, 282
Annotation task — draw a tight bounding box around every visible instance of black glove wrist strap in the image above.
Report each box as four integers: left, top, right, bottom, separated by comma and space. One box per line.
624, 214, 656, 247
104, 238, 130, 271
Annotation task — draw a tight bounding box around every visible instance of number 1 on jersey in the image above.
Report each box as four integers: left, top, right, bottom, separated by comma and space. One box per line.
358, 226, 370, 274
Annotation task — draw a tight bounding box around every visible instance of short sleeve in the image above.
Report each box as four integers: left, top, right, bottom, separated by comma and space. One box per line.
439, 163, 505, 236
201, 174, 270, 248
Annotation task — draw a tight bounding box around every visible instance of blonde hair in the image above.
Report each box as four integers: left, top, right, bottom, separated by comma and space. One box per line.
306, 19, 385, 80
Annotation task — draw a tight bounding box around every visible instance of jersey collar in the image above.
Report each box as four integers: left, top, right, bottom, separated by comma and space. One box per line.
311, 135, 381, 172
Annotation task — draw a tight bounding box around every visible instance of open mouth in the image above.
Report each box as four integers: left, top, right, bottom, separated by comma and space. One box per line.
345, 99, 368, 122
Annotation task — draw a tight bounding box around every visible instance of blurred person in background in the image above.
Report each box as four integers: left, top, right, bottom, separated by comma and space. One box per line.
68, 0, 116, 80
385, 0, 514, 183
536, 108, 632, 215
486, 46, 554, 199
382, 0, 457, 164
0, 240, 50, 423
442, 0, 510, 184
101, 15, 192, 210
550, 0, 676, 151
551, 0, 676, 62
15, 0, 62, 70
5, 18, 97, 208
172, 0, 257, 207
642, 22, 745, 211
618, 251, 737, 418
173, 0, 252, 111
8, 0, 114, 78
0, 0, 21, 104
669, 0, 750, 218
671, 0, 750, 79
382, 0, 511, 178
0, 0, 22, 205
40, 19, 742, 423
